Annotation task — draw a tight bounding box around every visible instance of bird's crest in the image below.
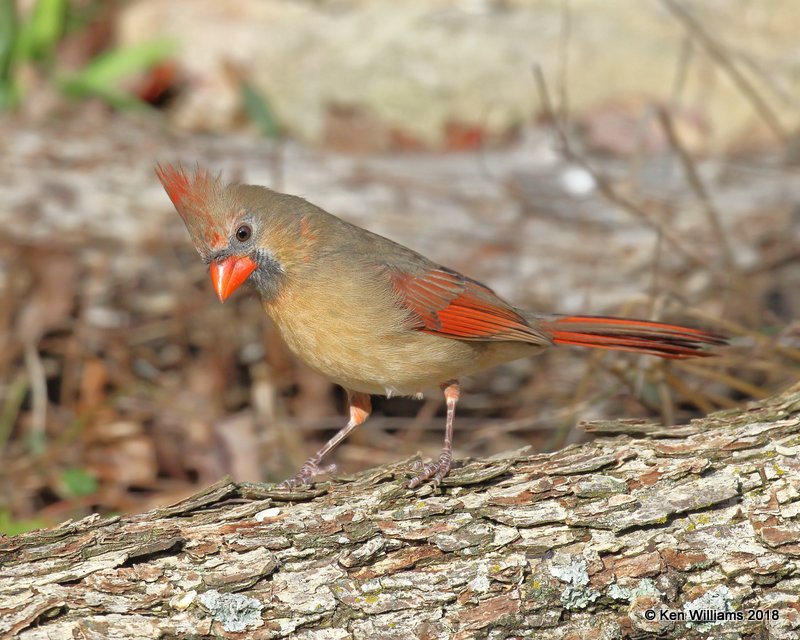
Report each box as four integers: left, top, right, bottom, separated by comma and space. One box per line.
156, 163, 226, 250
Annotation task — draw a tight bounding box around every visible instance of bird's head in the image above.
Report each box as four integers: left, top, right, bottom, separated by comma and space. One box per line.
156, 163, 303, 302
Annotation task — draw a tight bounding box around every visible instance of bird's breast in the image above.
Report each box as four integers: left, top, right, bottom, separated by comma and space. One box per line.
261, 277, 543, 395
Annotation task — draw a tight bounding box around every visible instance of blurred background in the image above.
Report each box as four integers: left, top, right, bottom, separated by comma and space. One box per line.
1, 0, 799, 532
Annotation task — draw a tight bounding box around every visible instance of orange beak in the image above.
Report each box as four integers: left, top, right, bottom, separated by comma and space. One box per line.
209, 256, 257, 302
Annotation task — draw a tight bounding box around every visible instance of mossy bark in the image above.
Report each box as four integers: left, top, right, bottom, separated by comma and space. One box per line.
3, 384, 800, 639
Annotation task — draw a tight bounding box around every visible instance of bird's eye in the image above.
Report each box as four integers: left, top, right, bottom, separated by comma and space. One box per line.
235, 224, 252, 242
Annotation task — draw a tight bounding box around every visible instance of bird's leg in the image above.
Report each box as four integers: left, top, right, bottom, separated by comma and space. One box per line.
408, 380, 460, 489
279, 391, 371, 489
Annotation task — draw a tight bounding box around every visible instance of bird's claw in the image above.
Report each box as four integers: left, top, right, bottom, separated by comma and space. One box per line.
410, 458, 426, 472
279, 461, 337, 489
407, 454, 452, 490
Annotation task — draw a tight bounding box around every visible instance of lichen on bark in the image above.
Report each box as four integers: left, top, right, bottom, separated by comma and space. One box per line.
2, 384, 800, 639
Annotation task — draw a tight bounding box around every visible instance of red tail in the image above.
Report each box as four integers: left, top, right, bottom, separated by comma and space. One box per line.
542, 315, 726, 359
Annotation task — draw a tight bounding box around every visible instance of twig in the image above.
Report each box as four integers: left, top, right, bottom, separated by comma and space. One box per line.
532, 65, 718, 276
747, 247, 800, 275
679, 362, 772, 399
737, 53, 796, 108
655, 107, 737, 275
656, 370, 676, 426
24, 341, 47, 454
660, 368, 716, 414
670, 34, 694, 104
398, 395, 440, 448
0, 373, 27, 452
557, 0, 572, 125
660, 0, 787, 142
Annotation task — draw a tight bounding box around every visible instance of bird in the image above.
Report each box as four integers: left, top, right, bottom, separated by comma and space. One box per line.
156, 163, 726, 490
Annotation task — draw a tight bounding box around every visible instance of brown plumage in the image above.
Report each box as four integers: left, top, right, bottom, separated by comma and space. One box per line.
157, 164, 726, 489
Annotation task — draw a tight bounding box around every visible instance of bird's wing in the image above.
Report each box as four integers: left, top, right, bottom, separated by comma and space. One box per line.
386, 265, 551, 345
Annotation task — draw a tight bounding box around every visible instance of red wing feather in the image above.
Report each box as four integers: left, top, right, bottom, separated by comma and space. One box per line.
388, 267, 550, 344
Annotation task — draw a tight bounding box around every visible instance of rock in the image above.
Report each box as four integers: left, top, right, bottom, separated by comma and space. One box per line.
117, 0, 800, 150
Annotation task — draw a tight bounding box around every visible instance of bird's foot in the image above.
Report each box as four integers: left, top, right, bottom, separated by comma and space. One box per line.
407, 452, 452, 490
278, 460, 337, 489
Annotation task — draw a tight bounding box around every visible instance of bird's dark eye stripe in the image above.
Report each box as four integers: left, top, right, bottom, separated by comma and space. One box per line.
236, 224, 252, 242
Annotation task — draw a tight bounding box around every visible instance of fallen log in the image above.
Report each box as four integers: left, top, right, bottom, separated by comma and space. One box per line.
2, 384, 800, 639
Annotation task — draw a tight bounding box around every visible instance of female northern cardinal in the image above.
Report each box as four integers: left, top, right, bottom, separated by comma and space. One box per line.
156, 164, 725, 489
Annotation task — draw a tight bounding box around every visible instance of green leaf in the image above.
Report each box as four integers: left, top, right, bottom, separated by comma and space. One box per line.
0, 0, 18, 107
241, 81, 280, 138
60, 467, 98, 498
0, 0, 16, 75
16, 0, 67, 63
0, 508, 46, 536
60, 38, 176, 106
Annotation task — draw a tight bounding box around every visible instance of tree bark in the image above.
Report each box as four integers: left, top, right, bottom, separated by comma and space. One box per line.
2, 384, 800, 640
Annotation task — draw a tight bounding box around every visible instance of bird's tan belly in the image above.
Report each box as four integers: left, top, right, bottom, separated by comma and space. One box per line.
264, 298, 543, 396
